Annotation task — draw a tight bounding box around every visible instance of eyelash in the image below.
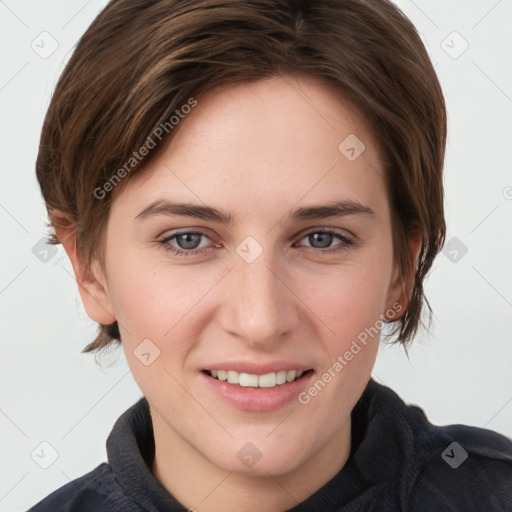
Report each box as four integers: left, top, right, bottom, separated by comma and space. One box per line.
158, 228, 354, 257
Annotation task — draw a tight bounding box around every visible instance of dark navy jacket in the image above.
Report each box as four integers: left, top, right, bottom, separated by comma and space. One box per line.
28, 378, 512, 511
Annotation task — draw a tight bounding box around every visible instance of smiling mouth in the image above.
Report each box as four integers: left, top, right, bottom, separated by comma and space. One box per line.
203, 369, 313, 388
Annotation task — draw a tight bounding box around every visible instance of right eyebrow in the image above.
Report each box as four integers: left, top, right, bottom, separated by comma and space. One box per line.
135, 200, 234, 224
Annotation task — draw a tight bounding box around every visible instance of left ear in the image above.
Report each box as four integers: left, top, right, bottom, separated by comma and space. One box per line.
385, 232, 422, 320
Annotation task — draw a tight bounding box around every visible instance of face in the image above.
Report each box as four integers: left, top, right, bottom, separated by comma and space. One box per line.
88, 74, 406, 477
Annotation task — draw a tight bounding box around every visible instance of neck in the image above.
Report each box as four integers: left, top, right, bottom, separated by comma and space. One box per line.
151, 410, 352, 512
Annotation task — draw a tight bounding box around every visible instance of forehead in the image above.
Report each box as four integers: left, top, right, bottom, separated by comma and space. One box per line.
112, 73, 387, 216
167, 73, 378, 163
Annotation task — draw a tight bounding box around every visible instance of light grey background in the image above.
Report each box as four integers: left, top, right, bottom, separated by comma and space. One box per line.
1, 0, 511, 510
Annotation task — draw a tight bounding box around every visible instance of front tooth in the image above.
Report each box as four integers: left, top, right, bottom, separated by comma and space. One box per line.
239, 373, 259, 387
259, 372, 277, 388
276, 370, 287, 385
227, 370, 240, 384
212, 370, 303, 386
286, 370, 297, 383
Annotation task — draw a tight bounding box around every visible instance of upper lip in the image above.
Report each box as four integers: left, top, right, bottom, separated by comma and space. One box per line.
202, 360, 313, 375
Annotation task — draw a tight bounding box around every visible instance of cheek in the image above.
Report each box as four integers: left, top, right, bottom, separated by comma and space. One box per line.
106, 250, 215, 347
297, 248, 393, 339
105, 255, 208, 395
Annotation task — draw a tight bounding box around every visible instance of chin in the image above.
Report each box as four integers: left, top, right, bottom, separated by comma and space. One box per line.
206, 437, 311, 477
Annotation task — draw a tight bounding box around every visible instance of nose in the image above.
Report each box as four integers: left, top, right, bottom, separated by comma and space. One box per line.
219, 247, 300, 348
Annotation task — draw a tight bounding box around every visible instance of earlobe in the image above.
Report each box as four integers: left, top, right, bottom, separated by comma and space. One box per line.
53, 211, 116, 325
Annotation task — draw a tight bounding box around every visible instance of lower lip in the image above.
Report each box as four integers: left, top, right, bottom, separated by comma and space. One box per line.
200, 371, 314, 412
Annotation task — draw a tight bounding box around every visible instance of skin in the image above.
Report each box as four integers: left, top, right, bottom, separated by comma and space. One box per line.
59, 73, 420, 511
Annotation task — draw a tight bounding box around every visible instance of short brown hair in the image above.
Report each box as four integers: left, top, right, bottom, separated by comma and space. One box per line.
36, 0, 446, 352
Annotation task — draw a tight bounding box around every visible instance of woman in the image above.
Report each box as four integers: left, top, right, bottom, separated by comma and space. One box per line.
29, 0, 512, 510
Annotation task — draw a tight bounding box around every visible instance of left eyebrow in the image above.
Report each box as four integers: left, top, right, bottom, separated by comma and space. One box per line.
134, 199, 375, 223
287, 200, 375, 221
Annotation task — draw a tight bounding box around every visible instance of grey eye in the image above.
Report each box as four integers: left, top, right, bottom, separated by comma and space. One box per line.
307, 232, 335, 249
175, 233, 203, 250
